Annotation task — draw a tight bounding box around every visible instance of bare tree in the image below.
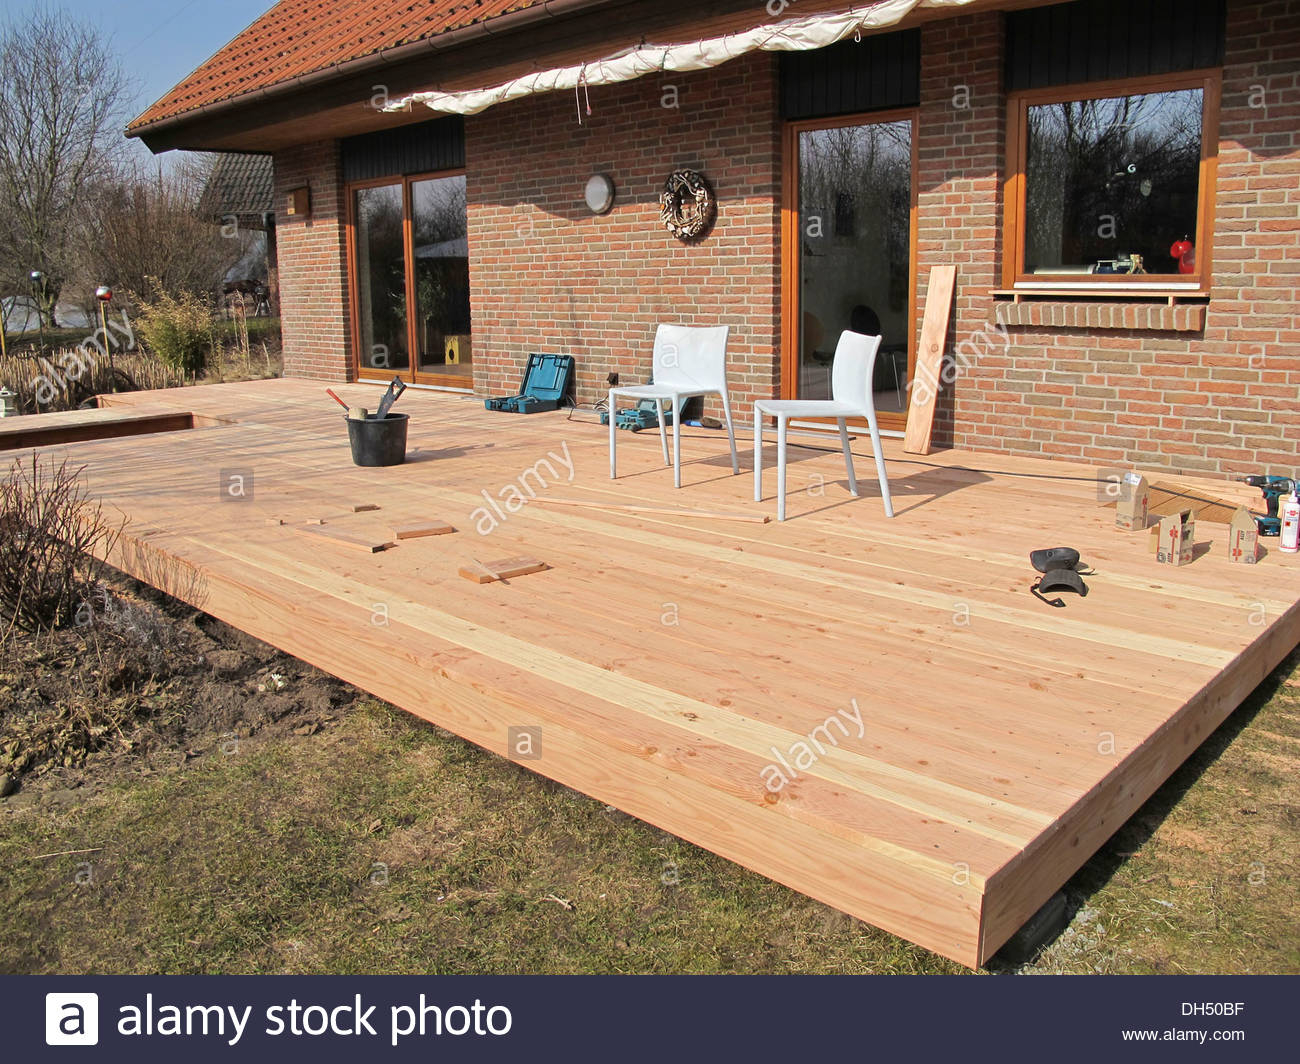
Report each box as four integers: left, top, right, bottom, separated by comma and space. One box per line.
0, 5, 131, 327
77, 156, 251, 309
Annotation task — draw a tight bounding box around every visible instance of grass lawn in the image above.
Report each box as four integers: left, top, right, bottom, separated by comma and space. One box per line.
1, 576, 1297, 975
3, 317, 280, 355
2, 326, 91, 352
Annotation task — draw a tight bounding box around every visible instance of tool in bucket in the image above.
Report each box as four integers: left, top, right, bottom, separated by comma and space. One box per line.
326, 388, 368, 420
1029, 547, 1093, 608
376, 376, 407, 419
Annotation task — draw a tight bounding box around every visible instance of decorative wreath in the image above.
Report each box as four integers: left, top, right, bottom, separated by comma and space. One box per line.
659, 170, 716, 241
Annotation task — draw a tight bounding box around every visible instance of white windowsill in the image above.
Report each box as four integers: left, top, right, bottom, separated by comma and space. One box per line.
1006, 281, 1206, 294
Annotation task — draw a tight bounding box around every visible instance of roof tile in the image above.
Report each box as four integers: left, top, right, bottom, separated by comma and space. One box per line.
196, 153, 275, 222
128, 0, 548, 132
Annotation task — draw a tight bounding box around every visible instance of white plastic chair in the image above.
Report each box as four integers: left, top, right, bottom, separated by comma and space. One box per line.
753, 330, 894, 521
609, 324, 739, 489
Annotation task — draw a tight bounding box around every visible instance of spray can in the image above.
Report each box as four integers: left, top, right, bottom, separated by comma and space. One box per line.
1281, 490, 1300, 554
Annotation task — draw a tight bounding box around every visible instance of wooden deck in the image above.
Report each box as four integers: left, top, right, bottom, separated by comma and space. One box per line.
9, 377, 1300, 967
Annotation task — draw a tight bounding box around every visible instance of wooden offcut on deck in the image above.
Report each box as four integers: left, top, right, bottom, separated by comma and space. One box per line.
10, 378, 1300, 967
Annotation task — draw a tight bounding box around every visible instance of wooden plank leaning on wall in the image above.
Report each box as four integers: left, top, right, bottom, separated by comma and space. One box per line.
903, 265, 956, 456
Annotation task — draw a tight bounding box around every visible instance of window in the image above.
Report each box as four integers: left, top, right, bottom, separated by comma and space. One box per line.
348, 172, 471, 386
1005, 72, 1218, 289
1026, 89, 1202, 276
343, 117, 470, 386
411, 174, 470, 381
354, 182, 409, 373
784, 113, 916, 419
1001, 0, 1224, 294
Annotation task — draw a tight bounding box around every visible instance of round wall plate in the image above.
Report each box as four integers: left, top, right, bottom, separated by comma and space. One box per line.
585, 174, 615, 214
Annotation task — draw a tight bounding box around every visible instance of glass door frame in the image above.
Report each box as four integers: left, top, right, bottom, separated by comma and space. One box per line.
345, 167, 472, 390
780, 109, 919, 431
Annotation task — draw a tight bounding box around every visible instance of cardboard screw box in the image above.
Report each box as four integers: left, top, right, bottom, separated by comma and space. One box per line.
1228, 507, 1260, 564
1116, 472, 1150, 531
1149, 509, 1196, 566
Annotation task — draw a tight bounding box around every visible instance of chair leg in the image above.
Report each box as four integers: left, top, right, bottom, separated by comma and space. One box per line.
864, 404, 895, 518
753, 406, 763, 502
608, 388, 618, 480
672, 400, 682, 489
720, 389, 739, 475
839, 419, 859, 497
656, 399, 670, 466
776, 416, 788, 522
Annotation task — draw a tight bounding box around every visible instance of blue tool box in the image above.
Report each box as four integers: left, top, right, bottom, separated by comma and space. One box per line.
600, 397, 687, 431
485, 354, 574, 413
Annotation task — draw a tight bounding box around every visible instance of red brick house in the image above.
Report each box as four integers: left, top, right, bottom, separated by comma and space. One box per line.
128, 0, 1299, 477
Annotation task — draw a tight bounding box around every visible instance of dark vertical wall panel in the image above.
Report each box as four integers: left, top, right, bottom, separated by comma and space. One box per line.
1129, 2, 1154, 82
341, 116, 465, 182
1146, 0, 1175, 74
780, 29, 920, 120
1006, 0, 1226, 92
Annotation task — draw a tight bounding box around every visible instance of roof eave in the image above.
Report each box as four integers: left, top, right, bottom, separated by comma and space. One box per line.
126, 0, 619, 145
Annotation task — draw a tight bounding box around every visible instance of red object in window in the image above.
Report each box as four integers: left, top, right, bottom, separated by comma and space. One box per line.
1170, 238, 1196, 274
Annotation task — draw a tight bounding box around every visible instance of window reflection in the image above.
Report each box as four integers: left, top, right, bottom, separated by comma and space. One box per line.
1026, 89, 1203, 276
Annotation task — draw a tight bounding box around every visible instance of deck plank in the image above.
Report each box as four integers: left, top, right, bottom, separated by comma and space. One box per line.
10, 377, 1293, 967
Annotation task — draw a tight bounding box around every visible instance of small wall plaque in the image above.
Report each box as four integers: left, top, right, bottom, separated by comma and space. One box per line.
286, 186, 311, 217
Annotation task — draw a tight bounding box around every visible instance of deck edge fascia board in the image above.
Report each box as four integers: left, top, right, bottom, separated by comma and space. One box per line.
974, 598, 1300, 964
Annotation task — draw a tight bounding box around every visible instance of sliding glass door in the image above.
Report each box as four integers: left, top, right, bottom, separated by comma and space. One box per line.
411, 175, 471, 382
783, 113, 916, 424
353, 182, 410, 374
349, 171, 471, 388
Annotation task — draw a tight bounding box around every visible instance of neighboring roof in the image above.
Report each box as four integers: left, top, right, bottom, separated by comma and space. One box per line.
197, 153, 275, 227
127, 0, 550, 133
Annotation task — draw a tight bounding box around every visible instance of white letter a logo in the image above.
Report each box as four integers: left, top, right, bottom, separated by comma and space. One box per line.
46, 993, 99, 1045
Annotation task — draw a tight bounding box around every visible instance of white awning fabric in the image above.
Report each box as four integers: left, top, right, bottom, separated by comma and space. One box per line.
385, 0, 979, 117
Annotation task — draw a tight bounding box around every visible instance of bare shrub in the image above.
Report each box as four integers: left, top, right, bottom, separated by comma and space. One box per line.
74, 580, 184, 675
0, 453, 121, 634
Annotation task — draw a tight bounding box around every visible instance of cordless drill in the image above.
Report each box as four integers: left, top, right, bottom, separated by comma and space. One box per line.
1239, 475, 1297, 536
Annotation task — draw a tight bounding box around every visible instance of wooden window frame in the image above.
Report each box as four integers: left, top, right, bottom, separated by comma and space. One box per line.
345, 167, 471, 389
781, 107, 920, 432
1001, 69, 1221, 296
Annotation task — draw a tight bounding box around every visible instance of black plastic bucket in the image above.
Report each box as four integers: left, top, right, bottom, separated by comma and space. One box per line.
346, 413, 409, 467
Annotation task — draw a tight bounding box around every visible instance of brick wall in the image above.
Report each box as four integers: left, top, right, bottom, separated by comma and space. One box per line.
916, 12, 1006, 453
1208, 0, 1300, 473
925, 0, 1300, 477
273, 140, 352, 382
269, 1, 1297, 477
464, 51, 782, 414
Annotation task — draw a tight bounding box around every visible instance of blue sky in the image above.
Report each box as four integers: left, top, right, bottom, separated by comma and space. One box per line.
60, 0, 274, 118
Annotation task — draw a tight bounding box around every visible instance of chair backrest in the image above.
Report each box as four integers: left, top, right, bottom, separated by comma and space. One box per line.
830, 330, 883, 412
652, 324, 730, 391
